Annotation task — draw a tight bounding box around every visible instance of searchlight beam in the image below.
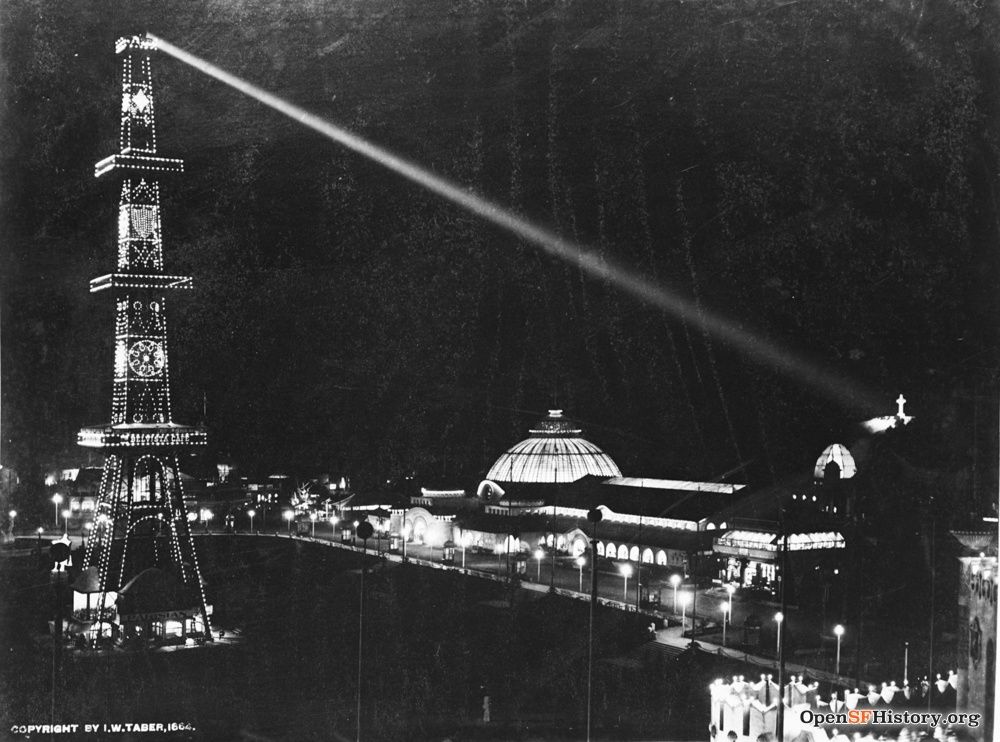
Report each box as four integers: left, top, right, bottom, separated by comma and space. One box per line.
147, 33, 882, 412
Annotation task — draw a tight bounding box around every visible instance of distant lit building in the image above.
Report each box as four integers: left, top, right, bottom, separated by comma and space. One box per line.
813, 443, 857, 481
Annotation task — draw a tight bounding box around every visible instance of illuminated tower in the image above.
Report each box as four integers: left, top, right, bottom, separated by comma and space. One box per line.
79, 36, 211, 640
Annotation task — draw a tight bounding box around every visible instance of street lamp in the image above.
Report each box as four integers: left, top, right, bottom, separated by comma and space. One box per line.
774, 611, 784, 654
355, 520, 374, 742
585, 506, 603, 742
8, 509, 16, 534
726, 582, 736, 600
283, 510, 294, 535
534, 547, 544, 581
248, 509, 256, 534
201, 508, 213, 533
61, 509, 71, 534
834, 624, 845, 675
576, 556, 586, 592
402, 521, 410, 561
329, 514, 339, 541
721, 601, 732, 647
310, 511, 317, 538
679, 591, 691, 633
51, 493, 63, 528
670, 573, 682, 612
83, 521, 92, 549
619, 563, 633, 604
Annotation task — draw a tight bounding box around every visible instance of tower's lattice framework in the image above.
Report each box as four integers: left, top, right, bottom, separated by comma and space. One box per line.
81, 36, 211, 639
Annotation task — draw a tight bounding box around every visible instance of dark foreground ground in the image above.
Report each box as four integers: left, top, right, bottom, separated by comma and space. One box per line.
1, 537, 718, 741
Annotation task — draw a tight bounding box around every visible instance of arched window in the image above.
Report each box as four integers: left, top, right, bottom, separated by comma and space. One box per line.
629, 546, 639, 562
706, 522, 716, 530
617, 545, 629, 560
596, 542, 605, 557
605, 542, 615, 558
642, 548, 654, 564
656, 550, 667, 566
572, 538, 587, 556
412, 517, 427, 543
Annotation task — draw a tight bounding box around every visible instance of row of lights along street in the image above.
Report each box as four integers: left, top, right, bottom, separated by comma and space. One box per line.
15, 502, 857, 678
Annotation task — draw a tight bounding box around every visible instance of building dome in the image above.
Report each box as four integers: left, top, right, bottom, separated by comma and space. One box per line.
485, 410, 622, 484
814, 443, 857, 481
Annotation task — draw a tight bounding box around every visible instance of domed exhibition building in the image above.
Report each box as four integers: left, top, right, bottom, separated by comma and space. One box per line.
483, 409, 623, 486
330, 407, 852, 606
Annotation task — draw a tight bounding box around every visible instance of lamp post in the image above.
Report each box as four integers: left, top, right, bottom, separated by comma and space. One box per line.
534, 548, 544, 581
248, 509, 256, 534
903, 640, 909, 685
679, 591, 691, 633
461, 532, 471, 569
60, 509, 71, 534
201, 508, 213, 533
775, 611, 784, 655
401, 521, 410, 561
834, 624, 845, 676
355, 520, 374, 742
619, 563, 633, 605
576, 556, 586, 592
283, 510, 294, 536
310, 511, 317, 538
51, 493, 63, 528
83, 521, 92, 550
670, 573, 681, 612
586, 507, 603, 742
8, 509, 16, 534
330, 514, 339, 541
722, 601, 731, 647
725, 580, 736, 642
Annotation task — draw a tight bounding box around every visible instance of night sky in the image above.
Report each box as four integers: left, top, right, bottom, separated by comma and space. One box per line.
2, 0, 998, 494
